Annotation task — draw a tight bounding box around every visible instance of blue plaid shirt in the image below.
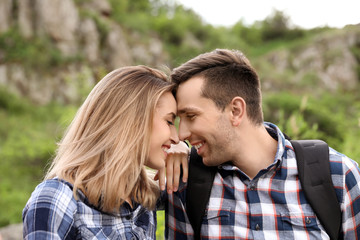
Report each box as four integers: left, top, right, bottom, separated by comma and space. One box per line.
23, 178, 157, 240
165, 123, 360, 239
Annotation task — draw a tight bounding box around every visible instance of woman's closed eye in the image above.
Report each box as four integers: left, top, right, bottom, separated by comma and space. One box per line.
167, 120, 175, 126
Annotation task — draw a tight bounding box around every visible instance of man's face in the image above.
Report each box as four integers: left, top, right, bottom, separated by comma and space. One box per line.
176, 76, 234, 166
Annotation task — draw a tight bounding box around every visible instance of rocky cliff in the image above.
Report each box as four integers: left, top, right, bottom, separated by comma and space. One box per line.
259, 25, 360, 93
0, 0, 359, 105
0, 0, 167, 104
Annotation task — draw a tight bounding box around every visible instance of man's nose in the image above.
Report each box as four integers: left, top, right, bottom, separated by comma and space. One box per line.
178, 121, 190, 141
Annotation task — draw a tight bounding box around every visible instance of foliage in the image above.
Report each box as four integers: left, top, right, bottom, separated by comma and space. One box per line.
0, 28, 80, 70
230, 21, 263, 47
263, 91, 360, 160
259, 10, 306, 41
150, 4, 211, 65
350, 43, 360, 80
0, 88, 77, 226
108, 0, 154, 31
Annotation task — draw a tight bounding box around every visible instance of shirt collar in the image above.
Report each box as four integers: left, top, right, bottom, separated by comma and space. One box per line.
56, 177, 141, 217
264, 122, 287, 164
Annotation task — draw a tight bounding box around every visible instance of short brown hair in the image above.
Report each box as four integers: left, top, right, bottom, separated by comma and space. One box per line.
171, 49, 263, 125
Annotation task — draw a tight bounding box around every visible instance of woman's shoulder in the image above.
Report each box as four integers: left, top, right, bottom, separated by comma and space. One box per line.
32, 178, 74, 199
23, 178, 78, 216
23, 179, 79, 238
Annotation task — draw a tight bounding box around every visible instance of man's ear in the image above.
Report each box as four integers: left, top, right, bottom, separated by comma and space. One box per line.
229, 97, 246, 126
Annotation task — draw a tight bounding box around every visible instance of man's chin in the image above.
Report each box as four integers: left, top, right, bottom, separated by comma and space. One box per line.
202, 157, 214, 167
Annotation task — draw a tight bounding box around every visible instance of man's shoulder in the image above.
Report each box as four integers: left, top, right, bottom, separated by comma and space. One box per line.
329, 147, 359, 174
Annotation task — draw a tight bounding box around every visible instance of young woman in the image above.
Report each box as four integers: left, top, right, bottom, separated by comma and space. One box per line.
22, 66, 182, 239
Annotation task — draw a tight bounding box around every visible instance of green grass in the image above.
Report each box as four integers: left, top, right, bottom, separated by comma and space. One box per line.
156, 210, 165, 239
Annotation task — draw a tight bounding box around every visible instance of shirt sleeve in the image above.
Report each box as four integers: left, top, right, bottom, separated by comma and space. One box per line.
165, 182, 194, 240
157, 178, 188, 211
22, 179, 78, 240
336, 152, 360, 239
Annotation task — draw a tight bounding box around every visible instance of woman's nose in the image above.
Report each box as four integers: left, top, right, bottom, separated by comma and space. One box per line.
170, 126, 179, 144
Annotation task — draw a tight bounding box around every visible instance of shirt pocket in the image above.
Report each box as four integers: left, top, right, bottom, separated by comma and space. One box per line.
204, 207, 232, 225
279, 212, 322, 238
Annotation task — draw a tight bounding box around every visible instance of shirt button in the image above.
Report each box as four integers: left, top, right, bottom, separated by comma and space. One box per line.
255, 224, 261, 231
125, 215, 132, 220
305, 217, 312, 224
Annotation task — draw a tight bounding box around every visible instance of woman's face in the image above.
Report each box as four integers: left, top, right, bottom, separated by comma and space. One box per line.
147, 92, 179, 170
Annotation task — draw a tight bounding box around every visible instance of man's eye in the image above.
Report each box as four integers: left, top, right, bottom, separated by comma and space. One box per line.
187, 114, 196, 120
167, 120, 174, 126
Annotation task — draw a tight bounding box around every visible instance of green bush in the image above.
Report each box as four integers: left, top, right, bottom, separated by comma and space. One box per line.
0, 29, 79, 69
263, 91, 360, 161
0, 90, 77, 227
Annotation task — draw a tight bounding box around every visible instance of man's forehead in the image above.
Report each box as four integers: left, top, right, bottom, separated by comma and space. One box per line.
177, 76, 204, 94
176, 77, 202, 98
175, 76, 207, 114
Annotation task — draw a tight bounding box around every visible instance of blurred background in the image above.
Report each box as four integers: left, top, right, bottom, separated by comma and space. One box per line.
0, 0, 359, 239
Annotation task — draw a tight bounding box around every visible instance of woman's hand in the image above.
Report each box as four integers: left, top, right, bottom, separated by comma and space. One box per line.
155, 141, 189, 193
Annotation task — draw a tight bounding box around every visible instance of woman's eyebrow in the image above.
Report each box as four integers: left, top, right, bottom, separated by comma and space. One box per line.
167, 112, 176, 120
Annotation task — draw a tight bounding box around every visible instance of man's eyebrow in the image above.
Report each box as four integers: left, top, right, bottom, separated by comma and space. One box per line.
177, 107, 198, 115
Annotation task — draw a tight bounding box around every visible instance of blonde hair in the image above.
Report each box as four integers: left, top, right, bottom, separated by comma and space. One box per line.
46, 66, 174, 212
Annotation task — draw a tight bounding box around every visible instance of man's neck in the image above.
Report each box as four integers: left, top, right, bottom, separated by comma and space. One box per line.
231, 124, 278, 179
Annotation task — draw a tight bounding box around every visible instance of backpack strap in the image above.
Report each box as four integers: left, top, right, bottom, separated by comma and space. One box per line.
186, 147, 217, 240
291, 140, 341, 240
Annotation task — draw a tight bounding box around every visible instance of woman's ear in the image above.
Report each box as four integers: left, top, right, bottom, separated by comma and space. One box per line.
229, 97, 246, 126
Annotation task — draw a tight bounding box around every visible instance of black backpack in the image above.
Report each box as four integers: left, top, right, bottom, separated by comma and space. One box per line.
186, 140, 342, 240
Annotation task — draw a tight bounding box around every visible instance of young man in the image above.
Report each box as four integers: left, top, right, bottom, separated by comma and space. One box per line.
165, 49, 360, 239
